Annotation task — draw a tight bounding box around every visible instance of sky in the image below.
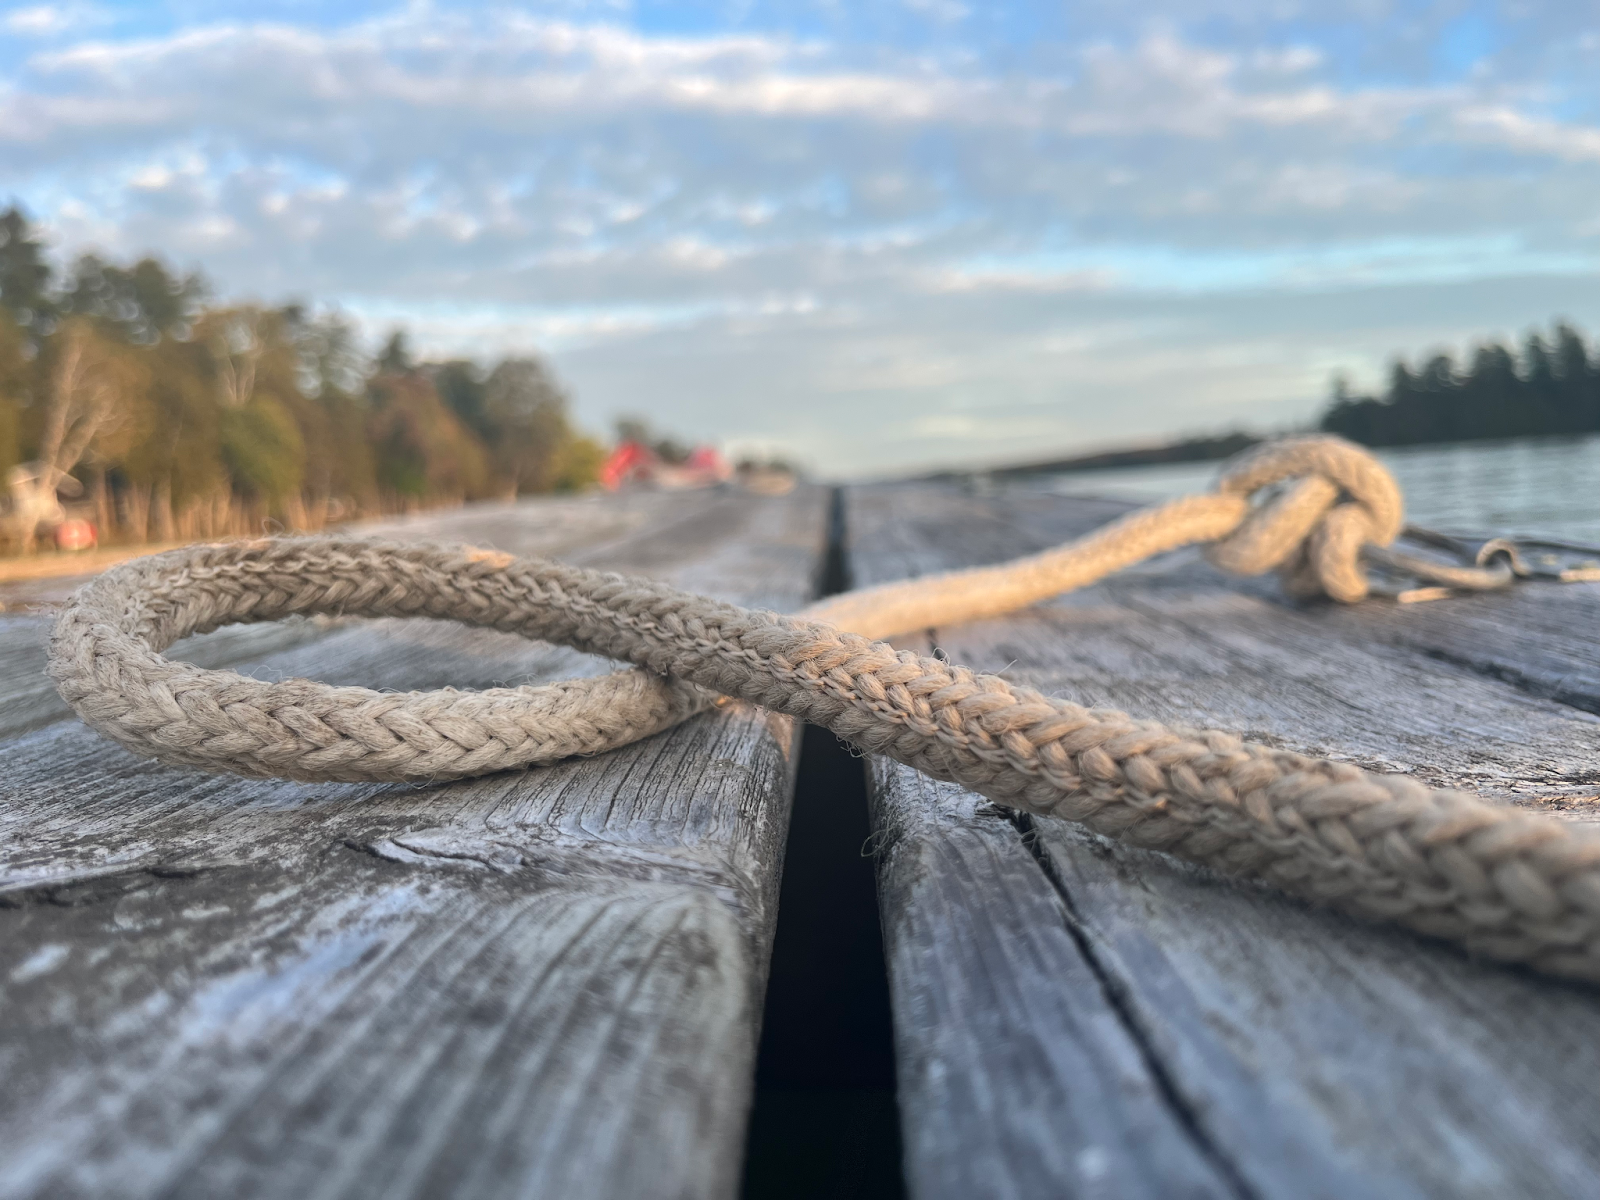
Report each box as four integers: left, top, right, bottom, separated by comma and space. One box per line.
4, 1, 1599, 476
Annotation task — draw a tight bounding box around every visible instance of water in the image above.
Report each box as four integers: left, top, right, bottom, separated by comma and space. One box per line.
1043, 434, 1600, 545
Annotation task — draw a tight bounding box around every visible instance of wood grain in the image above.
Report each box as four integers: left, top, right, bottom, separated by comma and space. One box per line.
847, 481, 1600, 1200
0, 486, 825, 1200
863, 764, 1239, 1200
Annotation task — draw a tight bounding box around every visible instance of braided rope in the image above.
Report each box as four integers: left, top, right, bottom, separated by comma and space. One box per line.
47, 436, 1600, 982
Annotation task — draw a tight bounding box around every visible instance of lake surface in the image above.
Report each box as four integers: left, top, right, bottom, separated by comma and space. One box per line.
1044, 433, 1600, 545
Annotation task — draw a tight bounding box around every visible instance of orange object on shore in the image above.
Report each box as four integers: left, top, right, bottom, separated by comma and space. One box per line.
599, 441, 731, 491
54, 519, 98, 552
599, 440, 657, 490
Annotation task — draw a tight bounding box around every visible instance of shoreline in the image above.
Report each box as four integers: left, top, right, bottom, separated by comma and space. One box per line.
0, 543, 189, 585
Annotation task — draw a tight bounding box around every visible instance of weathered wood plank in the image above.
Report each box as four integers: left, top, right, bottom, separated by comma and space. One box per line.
0, 486, 826, 1200
843, 485, 1245, 1199
1305, 580, 1600, 717
847, 481, 1600, 1200
863, 765, 1238, 1200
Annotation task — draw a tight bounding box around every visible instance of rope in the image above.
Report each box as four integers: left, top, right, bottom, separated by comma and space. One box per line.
46, 435, 1600, 984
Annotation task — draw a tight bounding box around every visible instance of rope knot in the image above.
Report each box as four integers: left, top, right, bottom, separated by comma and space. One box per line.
1206, 435, 1403, 602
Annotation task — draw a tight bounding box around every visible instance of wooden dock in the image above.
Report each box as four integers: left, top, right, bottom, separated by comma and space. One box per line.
3, 481, 1599, 1198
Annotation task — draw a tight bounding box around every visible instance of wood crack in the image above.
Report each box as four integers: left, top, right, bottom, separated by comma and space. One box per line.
1009, 810, 1262, 1200
0, 860, 235, 909
1406, 642, 1600, 719
350, 828, 766, 926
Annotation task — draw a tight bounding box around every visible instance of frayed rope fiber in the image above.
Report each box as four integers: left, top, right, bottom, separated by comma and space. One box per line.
48, 435, 1600, 983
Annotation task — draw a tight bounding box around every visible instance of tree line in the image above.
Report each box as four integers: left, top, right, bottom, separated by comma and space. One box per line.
1320, 321, 1600, 447
0, 206, 603, 552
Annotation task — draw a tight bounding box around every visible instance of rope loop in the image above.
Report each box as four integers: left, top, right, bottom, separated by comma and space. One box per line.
48, 540, 711, 782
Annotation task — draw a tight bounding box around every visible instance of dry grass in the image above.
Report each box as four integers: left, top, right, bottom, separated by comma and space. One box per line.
0, 543, 186, 585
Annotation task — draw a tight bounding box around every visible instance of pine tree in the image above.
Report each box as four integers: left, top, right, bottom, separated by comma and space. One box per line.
0, 207, 53, 336
1320, 322, 1600, 447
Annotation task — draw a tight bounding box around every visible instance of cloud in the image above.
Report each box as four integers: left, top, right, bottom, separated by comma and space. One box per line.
923, 265, 1115, 293
1455, 104, 1600, 164
2, 3, 105, 36
3, 3, 1599, 473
